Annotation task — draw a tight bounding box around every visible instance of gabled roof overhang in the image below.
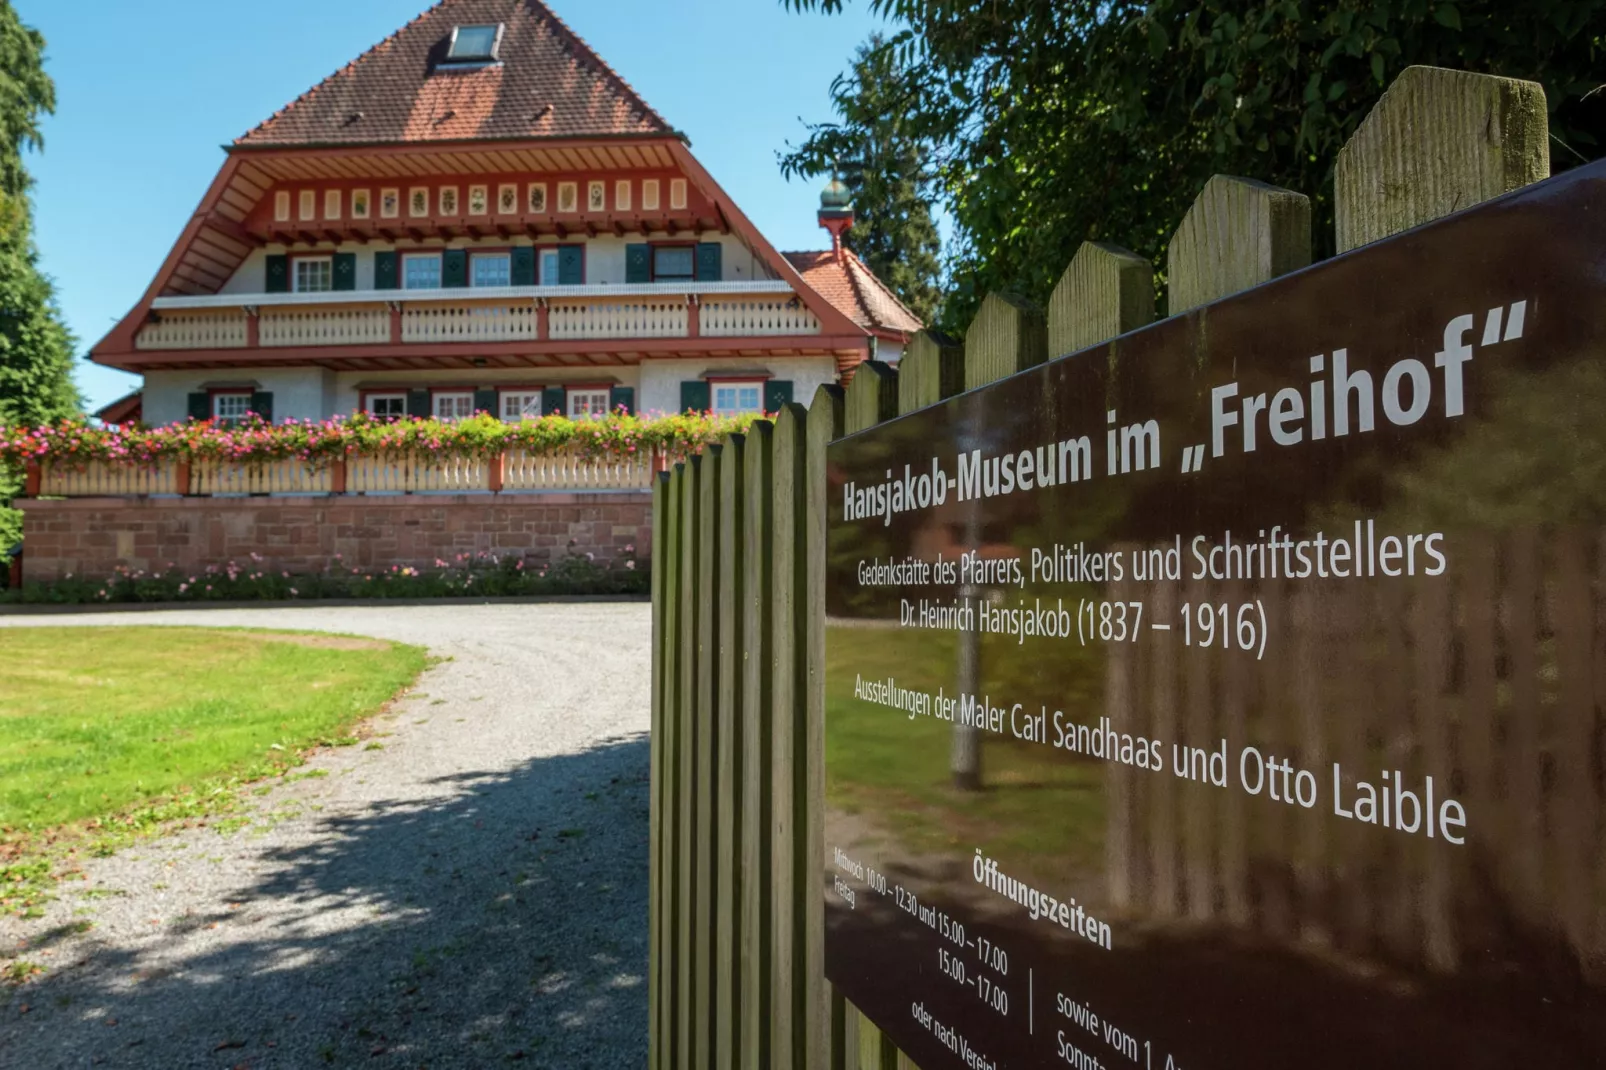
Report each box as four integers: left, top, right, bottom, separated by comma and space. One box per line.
90, 135, 868, 368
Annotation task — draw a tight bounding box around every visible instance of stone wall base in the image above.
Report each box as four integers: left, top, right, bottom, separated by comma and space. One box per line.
16, 492, 652, 584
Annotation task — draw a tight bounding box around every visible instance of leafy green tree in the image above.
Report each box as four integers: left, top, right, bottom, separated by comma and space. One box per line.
781, 35, 944, 323
783, 0, 1606, 332
0, 1, 78, 562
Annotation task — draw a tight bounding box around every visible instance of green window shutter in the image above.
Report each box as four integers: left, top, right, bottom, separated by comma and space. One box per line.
763, 380, 793, 412
625, 244, 650, 284
679, 380, 710, 413
473, 388, 498, 416
374, 250, 399, 290
542, 386, 566, 416
332, 252, 356, 292
265, 254, 289, 293
695, 242, 722, 281
187, 392, 211, 421
608, 386, 635, 415
442, 249, 468, 288
558, 245, 583, 285
406, 389, 431, 418
249, 391, 274, 423
511, 247, 536, 286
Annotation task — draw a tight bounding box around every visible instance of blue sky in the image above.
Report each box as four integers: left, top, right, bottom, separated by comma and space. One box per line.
16, 0, 891, 413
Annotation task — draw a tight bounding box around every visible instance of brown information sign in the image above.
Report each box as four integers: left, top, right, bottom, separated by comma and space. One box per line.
823, 161, 1606, 1069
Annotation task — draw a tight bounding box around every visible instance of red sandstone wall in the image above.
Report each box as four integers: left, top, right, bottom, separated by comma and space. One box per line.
16, 492, 652, 584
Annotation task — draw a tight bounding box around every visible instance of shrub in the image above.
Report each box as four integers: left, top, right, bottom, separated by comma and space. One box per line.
1, 550, 647, 605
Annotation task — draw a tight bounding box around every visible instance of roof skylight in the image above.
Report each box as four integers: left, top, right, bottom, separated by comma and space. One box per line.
447, 24, 501, 62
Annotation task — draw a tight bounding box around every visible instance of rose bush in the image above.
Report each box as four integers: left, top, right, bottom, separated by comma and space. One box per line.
0, 409, 765, 469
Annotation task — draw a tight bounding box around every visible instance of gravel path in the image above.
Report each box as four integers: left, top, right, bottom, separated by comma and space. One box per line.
0, 603, 652, 1069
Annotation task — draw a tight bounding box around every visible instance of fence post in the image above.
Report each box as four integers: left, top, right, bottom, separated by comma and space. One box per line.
839, 358, 910, 1069
1048, 241, 1155, 357
694, 443, 723, 1070
964, 292, 1047, 389
1047, 243, 1154, 913
955, 292, 1048, 794
741, 420, 776, 1068
24, 461, 41, 498
769, 403, 810, 1070
715, 432, 746, 1070
844, 360, 898, 435
174, 461, 192, 497
1332, 62, 1552, 975
1163, 171, 1310, 931
1335, 65, 1548, 253
1167, 174, 1310, 314
805, 383, 844, 1070
487, 452, 505, 493
650, 469, 675, 1070
675, 455, 703, 1070
329, 457, 347, 495
897, 331, 964, 413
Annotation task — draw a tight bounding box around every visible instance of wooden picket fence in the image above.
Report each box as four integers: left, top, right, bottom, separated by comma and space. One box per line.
649, 65, 1561, 1069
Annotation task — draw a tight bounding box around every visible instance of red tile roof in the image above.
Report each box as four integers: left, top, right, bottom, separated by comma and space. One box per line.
783, 250, 922, 337
236, 0, 672, 146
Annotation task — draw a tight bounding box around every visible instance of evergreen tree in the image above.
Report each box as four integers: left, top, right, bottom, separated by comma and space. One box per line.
781, 35, 944, 324
0, 1, 78, 563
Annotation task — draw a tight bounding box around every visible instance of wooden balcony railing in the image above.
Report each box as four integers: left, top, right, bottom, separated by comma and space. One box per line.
135, 311, 249, 351
700, 296, 820, 337
135, 282, 822, 351
260, 306, 390, 347
548, 298, 688, 340
400, 302, 537, 344
23, 448, 657, 499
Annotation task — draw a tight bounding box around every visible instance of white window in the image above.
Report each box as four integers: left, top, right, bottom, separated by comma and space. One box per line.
404, 253, 441, 289
366, 393, 406, 419
471, 253, 511, 288
567, 388, 610, 419
500, 391, 543, 422
448, 23, 500, 61
213, 392, 253, 424
293, 256, 333, 293
540, 249, 560, 285
711, 381, 764, 416
433, 391, 475, 421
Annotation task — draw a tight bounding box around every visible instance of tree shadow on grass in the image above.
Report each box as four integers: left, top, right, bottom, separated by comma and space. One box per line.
0, 734, 651, 1069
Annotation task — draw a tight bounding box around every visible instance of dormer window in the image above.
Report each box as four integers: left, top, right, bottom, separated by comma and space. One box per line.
447, 24, 502, 62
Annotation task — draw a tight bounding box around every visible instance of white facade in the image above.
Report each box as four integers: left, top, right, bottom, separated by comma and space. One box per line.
220, 233, 774, 293
138, 225, 859, 424
141, 356, 840, 424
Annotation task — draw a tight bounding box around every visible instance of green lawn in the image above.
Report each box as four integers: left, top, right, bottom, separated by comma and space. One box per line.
0, 626, 426, 840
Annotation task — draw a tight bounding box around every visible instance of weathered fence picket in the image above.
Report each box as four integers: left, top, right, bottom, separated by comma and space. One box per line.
649, 64, 1580, 1069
